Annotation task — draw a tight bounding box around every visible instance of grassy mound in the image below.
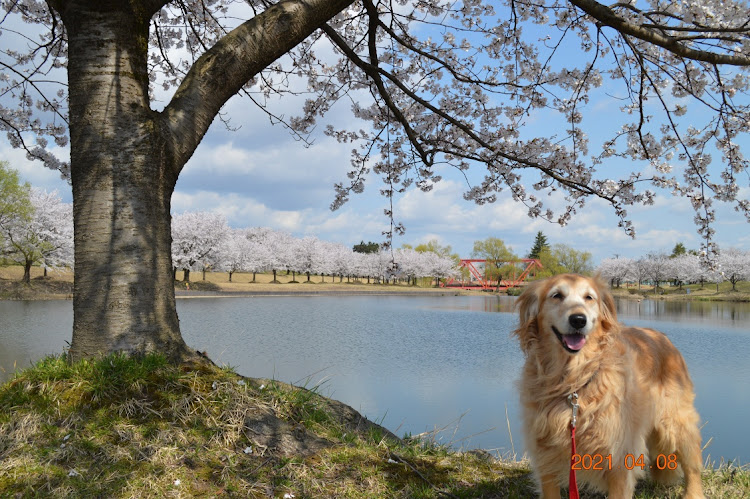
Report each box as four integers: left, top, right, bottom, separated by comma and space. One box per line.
0, 354, 747, 498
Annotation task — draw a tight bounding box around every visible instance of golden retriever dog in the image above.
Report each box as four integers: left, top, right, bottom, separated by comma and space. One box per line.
514, 274, 704, 499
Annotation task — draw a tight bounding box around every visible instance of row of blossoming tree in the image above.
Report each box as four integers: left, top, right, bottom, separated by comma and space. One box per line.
170, 211, 459, 285
597, 249, 750, 291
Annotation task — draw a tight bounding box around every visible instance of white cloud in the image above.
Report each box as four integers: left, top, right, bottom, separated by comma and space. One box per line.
0, 142, 71, 201
172, 190, 308, 231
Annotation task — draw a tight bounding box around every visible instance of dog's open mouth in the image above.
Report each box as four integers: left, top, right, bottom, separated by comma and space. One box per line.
552, 326, 587, 353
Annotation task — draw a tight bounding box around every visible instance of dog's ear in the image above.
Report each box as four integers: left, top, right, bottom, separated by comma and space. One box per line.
513, 278, 545, 354
594, 274, 618, 330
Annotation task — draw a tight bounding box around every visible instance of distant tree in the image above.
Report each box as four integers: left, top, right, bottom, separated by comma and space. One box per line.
414, 239, 458, 260
0, 161, 32, 233
171, 212, 229, 282
536, 247, 567, 278
630, 258, 649, 290
315, 240, 340, 282
331, 243, 355, 282
669, 253, 701, 289
553, 244, 594, 275
353, 241, 380, 254
643, 253, 671, 293
718, 248, 750, 291
671, 242, 688, 258
528, 232, 549, 260
216, 229, 253, 282
1, 188, 73, 282
294, 236, 324, 282
265, 230, 295, 284
597, 257, 634, 287
471, 237, 518, 281
535, 244, 593, 277
245, 227, 275, 282
413, 239, 459, 285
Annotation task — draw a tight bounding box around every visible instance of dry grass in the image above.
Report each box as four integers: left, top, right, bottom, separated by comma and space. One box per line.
175, 269, 475, 296
0, 354, 536, 498
0, 265, 477, 299
611, 281, 750, 302
0, 265, 74, 282
0, 265, 73, 300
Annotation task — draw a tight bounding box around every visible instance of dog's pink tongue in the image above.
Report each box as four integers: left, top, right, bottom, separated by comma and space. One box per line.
564, 334, 586, 351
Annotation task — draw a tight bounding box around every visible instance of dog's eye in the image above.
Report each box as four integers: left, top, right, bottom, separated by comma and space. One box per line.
551, 292, 563, 299
585, 294, 594, 301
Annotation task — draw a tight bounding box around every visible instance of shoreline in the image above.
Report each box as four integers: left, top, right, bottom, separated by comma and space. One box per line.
1, 266, 748, 302
3, 282, 749, 302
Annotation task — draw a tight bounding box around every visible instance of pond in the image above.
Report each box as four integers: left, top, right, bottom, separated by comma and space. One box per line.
1, 294, 748, 465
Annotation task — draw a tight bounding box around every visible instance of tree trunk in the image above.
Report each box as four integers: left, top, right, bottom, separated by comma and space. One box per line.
23, 260, 32, 283
65, 8, 190, 362
57, 0, 355, 362
184, 269, 191, 283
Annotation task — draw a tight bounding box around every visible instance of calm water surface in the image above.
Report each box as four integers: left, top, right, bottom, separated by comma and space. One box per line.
0, 295, 748, 464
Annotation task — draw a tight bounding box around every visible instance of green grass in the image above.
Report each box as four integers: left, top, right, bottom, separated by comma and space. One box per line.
0, 353, 747, 498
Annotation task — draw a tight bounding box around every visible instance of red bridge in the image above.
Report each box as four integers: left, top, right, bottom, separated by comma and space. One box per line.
442, 258, 542, 291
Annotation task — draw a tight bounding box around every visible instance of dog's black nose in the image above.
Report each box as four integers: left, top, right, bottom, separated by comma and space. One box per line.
569, 314, 587, 330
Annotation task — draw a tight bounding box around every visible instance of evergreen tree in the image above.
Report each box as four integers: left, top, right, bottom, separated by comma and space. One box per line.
353, 241, 380, 254
671, 242, 687, 258
528, 232, 549, 259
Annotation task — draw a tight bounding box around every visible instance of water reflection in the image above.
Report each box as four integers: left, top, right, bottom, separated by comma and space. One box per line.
616, 298, 750, 325
433, 293, 750, 327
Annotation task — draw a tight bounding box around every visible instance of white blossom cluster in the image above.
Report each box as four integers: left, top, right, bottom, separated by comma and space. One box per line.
0, 188, 74, 273
597, 248, 750, 289
2, 0, 749, 261
171, 211, 459, 283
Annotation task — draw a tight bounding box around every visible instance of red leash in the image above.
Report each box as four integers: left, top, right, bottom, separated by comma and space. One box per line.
568, 392, 580, 499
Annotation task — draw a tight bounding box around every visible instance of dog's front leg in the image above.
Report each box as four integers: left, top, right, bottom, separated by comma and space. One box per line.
540, 475, 561, 499
605, 469, 636, 499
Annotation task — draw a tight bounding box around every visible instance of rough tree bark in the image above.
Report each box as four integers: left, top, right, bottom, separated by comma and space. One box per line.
49, 0, 354, 361
62, 3, 187, 360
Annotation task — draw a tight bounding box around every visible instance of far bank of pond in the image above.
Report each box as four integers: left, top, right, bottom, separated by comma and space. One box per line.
2, 266, 750, 302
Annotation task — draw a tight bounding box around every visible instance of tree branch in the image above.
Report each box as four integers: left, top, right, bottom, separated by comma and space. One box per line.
163, 0, 355, 171
567, 0, 750, 66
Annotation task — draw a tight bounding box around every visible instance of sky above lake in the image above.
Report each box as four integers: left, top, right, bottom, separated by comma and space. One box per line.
2, 68, 748, 265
